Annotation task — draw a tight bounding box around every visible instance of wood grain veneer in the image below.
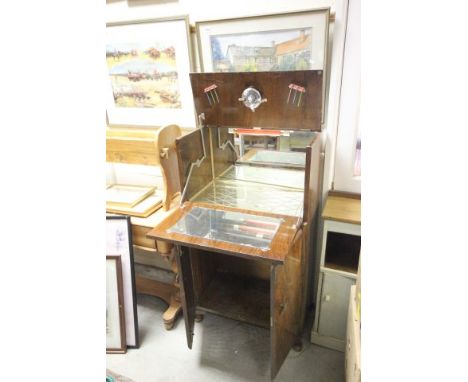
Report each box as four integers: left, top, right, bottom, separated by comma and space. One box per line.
302, 133, 322, 308
271, 229, 304, 378
147, 202, 299, 264
176, 128, 213, 202
190, 71, 323, 131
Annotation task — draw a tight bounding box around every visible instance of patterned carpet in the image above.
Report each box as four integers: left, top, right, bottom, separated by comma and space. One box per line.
106, 369, 134, 382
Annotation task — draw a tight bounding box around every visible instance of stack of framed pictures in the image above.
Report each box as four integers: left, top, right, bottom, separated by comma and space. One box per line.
106, 9, 330, 129
106, 216, 139, 352
106, 255, 126, 354
106, 184, 162, 218
195, 8, 330, 122
106, 184, 156, 208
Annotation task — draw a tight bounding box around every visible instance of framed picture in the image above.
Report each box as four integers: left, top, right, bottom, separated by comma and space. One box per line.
196, 9, 330, 73
106, 256, 126, 354
106, 16, 196, 128
106, 184, 156, 208
106, 215, 139, 347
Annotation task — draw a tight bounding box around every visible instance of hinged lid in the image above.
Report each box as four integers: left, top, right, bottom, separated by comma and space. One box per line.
190, 71, 323, 131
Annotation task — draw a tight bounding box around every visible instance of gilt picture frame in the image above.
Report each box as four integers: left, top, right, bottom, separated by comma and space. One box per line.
106, 16, 196, 128
106, 215, 139, 347
106, 255, 126, 354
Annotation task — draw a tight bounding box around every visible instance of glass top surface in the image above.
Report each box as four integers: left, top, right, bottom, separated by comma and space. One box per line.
167, 206, 283, 250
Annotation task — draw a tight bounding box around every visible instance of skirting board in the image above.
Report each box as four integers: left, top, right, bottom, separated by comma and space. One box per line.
310, 331, 345, 352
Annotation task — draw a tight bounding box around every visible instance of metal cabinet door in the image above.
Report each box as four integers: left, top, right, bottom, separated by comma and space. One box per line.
318, 272, 355, 340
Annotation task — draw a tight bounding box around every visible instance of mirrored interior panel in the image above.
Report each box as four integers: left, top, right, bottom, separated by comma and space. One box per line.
230, 128, 316, 168
194, 178, 304, 218
178, 126, 316, 221
167, 206, 283, 250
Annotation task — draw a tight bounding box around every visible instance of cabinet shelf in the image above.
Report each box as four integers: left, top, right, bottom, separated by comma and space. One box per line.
323, 262, 357, 275
324, 231, 360, 274
197, 271, 270, 329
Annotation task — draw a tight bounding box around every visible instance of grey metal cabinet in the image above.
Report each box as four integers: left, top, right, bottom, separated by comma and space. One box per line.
319, 273, 355, 340
311, 219, 360, 351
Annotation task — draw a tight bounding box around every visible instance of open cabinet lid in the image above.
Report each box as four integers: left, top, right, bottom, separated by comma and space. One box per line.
190, 70, 323, 131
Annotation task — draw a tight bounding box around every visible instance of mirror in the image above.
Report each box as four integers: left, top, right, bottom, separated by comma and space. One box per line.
225, 128, 317, 168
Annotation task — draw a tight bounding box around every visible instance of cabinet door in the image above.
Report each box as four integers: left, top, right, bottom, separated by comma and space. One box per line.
271, 230, 304, 379
175, 245, 196, 348
318, 272, 355, 340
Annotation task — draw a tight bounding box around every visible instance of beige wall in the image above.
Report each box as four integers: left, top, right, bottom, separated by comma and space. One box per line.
106, 0, 355, 304
106, 0, 348, 191
107, 0, 334, 25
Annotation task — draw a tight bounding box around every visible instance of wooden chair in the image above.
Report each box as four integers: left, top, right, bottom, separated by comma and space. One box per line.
106, 124, 182, 211
106, 125, 183, 329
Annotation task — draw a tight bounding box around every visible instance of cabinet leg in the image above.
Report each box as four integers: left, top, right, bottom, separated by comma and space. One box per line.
195, 313, 204, 323
162, 296, 182, 330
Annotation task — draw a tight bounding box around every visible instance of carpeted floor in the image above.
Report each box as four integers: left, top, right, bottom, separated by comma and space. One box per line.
106, 368, 135, 382
106, 294, 345, 382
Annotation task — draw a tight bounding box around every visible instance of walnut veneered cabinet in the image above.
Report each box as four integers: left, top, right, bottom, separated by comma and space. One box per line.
147, 70, 325, 379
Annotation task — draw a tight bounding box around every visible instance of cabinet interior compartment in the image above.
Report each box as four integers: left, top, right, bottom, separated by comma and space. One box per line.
324, 231, 361, 274
190, 249, 271, 328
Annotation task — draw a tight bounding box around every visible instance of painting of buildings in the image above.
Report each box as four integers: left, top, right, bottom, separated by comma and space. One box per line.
210, 28, 313, 72
106, 42, 181, 109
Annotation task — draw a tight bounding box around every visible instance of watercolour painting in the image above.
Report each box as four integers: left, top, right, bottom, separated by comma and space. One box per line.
106, 17, 195, 127
196, 9, 329, 73
210, 28, 313, 72
106, 41, 181, 109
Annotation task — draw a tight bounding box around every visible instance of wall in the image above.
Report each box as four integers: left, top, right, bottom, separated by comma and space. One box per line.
107, 0, 333, 25
106, 0, 353, 305
106, 0, 349, 192
331, 0, 360, 194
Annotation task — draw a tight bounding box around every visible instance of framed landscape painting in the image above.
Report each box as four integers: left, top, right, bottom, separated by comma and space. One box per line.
106, 215, 139, 347
106, 16, 195, 127
106, 255, 126, 354
196, 9, 330, 73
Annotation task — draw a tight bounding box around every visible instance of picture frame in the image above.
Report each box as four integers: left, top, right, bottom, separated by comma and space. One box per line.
196, 8, 330, 73
106, 255, 126, 354
106, 16, 196, 128
106, 184, 156, 208
106, 215, 139, 347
